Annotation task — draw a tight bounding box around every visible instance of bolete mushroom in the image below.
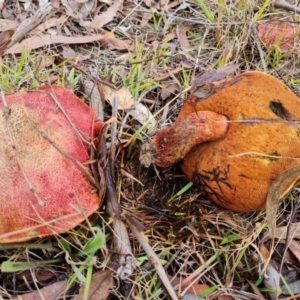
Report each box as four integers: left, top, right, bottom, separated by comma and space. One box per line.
140, 71, 300, 212
0, 86, 103, 243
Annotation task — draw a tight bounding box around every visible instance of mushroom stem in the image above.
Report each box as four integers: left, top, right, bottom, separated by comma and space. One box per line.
140, 111, 228, 168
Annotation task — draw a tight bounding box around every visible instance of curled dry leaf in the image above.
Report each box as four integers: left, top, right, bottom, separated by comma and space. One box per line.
4, 34, 131, 55
263, 222, 300, 242
12, 280, 68, 300
102, 85, 157, 133
73, 270, 113, 300
91, 0, 123, 29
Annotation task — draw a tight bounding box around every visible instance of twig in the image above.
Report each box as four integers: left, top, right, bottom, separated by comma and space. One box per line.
98, 128, 134, 280
124, 212, 179, 300
251, 26, 267, 72
274, 0, 300, 14
110, 96, 118, 173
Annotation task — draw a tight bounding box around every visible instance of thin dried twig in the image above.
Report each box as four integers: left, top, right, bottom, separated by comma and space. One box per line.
251, 26, 267, 73
274, 0, 300, 14
125, 212, 179, 300
98, 128, 134, 280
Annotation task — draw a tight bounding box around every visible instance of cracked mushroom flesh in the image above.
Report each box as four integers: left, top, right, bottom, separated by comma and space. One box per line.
143, 71, 300, 212
0, 86, 103, 242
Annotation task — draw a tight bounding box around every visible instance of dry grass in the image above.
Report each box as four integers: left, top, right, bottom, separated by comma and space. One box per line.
1, 0, 300, 299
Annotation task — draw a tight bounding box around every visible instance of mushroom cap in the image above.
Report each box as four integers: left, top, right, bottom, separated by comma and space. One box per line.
179, 71, 300, 212
0, 86, 103, 242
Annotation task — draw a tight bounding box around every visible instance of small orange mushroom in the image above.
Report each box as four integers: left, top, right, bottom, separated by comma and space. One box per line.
140, 71, 300, 212
0, 86, 103, 242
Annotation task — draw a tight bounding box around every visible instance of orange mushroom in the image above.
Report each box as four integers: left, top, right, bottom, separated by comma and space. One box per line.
141, 71, 300, 212
0, 86, 103, 242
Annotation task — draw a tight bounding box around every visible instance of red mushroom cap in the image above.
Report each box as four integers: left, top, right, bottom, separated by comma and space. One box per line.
0, 86, 103, 242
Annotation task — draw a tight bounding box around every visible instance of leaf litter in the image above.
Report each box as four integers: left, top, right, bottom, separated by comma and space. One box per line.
2, 0, 300, 299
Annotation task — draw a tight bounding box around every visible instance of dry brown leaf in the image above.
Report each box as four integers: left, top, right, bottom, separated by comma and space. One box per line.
34, 15, 68, 33
74, 270, 113, 300
160, 81, 180, 100
140, 12, 152, 28
4, 34, 131, 54
0, 19, 19, 32
143, 0, 160, 8
100, 36, 133, 51
176, 25, 190, 50
288, 239, 300, 263
90, 0, 123, 29
154, 66, 182, 81
186, 283, 209, 295
102, 85, 157, 132
8, 2, 53, 48
36, 55, 55, 69
61, 0, 80, 16
263, 222, 300, 241
16, 268, 55, 282
61, 44, 78, 58
12, 280, 67, 300
79, 0, 97, 18
192, 64, 240, 89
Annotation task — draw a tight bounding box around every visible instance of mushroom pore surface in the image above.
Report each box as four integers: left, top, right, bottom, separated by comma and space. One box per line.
0, 86, 103, 242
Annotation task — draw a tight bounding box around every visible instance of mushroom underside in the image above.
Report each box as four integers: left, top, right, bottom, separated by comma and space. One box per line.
0, 86, 102, 242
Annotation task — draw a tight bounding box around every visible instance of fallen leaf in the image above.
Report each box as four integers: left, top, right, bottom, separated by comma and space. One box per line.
176, 25, 190, 50
186, 283, 210, 295
73, 270, 113, 300
160, 81, 180, 100
12, 280, 67, 300
0, 19, 19, 32
257, 20, 296, 51
140, 12, 152, 28
102, 85, 157, 132
8, 2, 53, 48
288, 239, 300, 262
154, 66, 182, 81
79, 0, 97, 18
192, 64, 240, 89
16, 268, 55, 282
36, 55, 55, 69
91, 0, 123, 29
4, 34, 131, 54
263, 222, 300, 241
61, 44, 78, 59
33, 15, 68, 33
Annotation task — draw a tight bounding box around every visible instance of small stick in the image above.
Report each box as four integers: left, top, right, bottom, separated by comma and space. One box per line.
274, 0, 300, 14
251, 26, 267, 73
124, 212, 179, 300
98, 128, 134, 280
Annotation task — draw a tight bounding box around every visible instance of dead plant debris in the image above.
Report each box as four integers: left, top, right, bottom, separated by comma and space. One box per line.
1, 0, 300, 300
